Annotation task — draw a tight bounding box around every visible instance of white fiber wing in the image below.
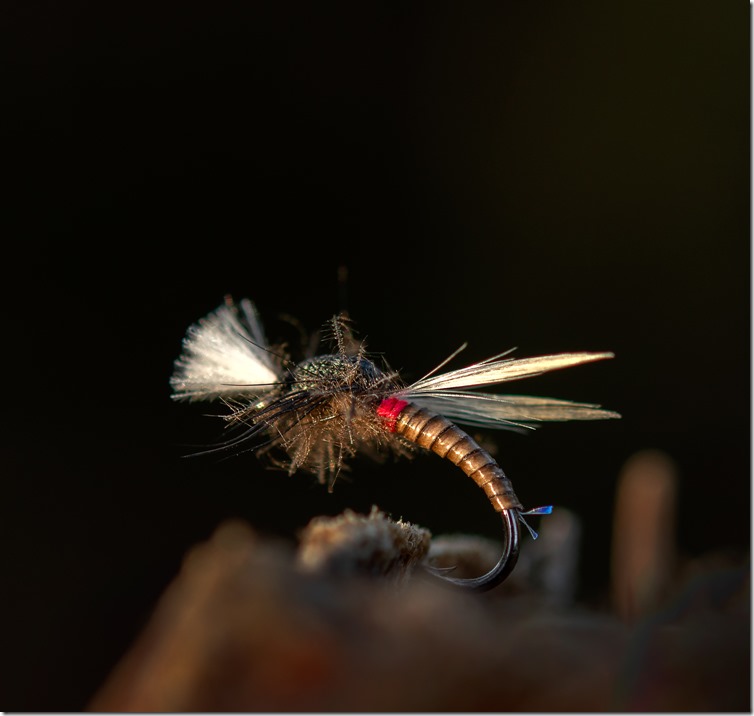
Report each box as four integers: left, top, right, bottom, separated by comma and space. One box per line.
406, 393, 621, 430
405, 351, 615, 393
171, 298, 282, 401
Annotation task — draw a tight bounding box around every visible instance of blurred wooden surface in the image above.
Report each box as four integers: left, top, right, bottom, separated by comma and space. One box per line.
90, 493, 749, 712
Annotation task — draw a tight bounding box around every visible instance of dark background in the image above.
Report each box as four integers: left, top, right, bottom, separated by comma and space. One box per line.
3, 1, 749, 710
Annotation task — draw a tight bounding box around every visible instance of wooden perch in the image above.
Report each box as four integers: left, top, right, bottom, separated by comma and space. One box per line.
89, 489, 749, 712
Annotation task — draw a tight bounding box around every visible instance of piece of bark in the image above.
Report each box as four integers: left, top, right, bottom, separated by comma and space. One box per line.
296, 505, 431, 583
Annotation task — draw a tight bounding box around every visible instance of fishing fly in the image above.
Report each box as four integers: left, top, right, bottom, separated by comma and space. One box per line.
170, 296, 619, 591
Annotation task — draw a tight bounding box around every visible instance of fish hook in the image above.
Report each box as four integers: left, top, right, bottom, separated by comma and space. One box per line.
423, 508, 521, 592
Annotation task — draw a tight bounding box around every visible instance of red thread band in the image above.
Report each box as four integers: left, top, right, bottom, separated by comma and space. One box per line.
376, 397, 409, 432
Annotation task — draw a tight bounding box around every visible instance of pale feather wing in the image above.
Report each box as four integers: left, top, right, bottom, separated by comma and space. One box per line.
399, 351, 619, 429
171, 299, 282, 401
405, 392, 621, 430
404, 352, 615, 393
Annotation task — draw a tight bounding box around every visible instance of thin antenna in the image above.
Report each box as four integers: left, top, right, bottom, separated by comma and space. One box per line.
416, 343, 469, 383
338, 264, 350, 318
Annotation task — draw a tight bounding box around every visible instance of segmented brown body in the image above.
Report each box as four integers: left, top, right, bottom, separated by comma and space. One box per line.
393, 402, 523, 513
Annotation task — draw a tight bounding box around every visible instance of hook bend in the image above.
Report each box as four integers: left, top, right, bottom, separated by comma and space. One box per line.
423, 509, 521, 592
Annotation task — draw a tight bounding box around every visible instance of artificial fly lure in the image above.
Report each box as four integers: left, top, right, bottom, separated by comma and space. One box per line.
170, 297, 620, 591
